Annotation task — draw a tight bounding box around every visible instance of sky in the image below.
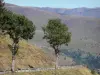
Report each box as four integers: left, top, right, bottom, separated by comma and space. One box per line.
5, 0, 100, 8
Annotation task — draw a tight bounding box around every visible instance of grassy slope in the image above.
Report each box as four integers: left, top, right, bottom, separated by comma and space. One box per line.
0, 35, 53, 71
0, 35, 98, 75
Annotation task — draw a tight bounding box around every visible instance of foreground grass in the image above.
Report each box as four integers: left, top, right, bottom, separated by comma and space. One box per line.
3, 67, 98, 75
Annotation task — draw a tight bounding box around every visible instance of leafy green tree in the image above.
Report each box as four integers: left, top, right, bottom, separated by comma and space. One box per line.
0, 10, 36, 72
42, 19, 71, 75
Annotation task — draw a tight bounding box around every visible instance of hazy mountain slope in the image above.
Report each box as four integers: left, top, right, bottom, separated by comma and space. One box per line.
63, 16, 100, 53
39, 7, 100, 18
5, 3, 62, 30
5, 3, 100, 53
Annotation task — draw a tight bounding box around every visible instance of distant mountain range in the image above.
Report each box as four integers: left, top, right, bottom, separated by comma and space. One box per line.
5, 3, 100, 53
39, 7, 100, 18
5, 3, 100, 18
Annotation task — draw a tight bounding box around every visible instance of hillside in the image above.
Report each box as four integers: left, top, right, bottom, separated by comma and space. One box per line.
5, 3, 62, 30
0, 35, 53, 71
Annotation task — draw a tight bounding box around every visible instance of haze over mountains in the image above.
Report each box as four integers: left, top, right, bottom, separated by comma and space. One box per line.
5, 3, 100, 18
5, 3, 100, 53
39, 7, 100, 18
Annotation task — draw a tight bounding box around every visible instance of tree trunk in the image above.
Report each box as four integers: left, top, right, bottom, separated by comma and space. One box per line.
11, 43, 16, 73
11, 55, 15, 73
55, 54, 59, 75
56, 54, 59, 68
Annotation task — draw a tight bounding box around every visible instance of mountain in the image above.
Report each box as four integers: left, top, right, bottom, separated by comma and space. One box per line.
39, 7, 100, 18
5, 3, 100, 54
5, 3, 62, 30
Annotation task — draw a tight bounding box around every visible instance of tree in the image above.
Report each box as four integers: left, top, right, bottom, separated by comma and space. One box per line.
0, 0, 5, 13
0, 0, 6, 35
42, 19, 71, 75
0, 10, 36, 72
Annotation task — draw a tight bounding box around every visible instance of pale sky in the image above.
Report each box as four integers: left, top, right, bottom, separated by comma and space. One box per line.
5, 0, 100, 8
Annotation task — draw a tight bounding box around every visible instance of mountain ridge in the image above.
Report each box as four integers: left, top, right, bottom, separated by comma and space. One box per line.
39, 7, 100, 18
5, 3, 100, 18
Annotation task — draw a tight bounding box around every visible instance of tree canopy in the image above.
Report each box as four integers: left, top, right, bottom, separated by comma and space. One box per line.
0, 11, 36, 41
42, 19, 71, 55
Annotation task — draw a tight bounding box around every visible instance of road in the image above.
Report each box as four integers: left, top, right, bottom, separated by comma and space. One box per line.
0, 65, 83, 74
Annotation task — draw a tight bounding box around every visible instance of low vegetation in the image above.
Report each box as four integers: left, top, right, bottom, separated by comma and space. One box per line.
62, 49, 100, 69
